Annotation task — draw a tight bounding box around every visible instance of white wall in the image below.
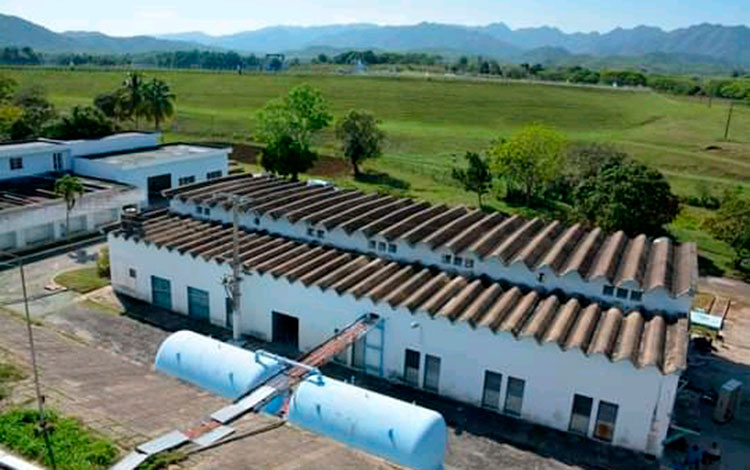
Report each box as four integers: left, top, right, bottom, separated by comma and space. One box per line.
169, 199, 691, 316
109, 235, 681, 456
0, 187, 143, 250
0, 149, 71, 181
74, 149, 229, 192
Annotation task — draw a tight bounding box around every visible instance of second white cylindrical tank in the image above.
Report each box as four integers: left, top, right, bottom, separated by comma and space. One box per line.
289, 375, 447, 470
154, 330, 282, 399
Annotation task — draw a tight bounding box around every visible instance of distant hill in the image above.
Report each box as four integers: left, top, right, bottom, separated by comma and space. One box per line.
0, 14, 208, 53
159, 21, 750, 66
3, 13, 750, 67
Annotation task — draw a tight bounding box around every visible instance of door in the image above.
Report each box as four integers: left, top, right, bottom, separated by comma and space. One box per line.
151, 276, 172, 310
147, 174, 172, 205
423, 354, 441, 392
482, 371, 502, 410
187, 287, 210, 322
272, 312, 299, 350
403, 349, 420, 387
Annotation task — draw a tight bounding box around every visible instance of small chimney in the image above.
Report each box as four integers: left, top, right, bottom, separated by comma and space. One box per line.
121, 205, 143, 238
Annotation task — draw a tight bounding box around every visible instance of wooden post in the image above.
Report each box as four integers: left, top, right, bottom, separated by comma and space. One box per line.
724, 101, 734, 141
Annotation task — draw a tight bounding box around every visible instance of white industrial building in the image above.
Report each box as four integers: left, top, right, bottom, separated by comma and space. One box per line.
108, 189, 693, 457
0, 132, 231, 251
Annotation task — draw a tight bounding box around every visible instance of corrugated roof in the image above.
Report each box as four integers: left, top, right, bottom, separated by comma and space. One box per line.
165, 174, 697, 298
112, 211, 688, 376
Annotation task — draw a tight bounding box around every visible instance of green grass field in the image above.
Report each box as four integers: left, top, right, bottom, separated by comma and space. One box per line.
4, 68, 749, 276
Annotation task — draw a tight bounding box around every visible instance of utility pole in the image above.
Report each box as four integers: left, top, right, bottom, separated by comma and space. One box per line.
230, 194, 242, 341
218, 193, 251, 341
724, 100, 734, 141
1, 251, 57, 469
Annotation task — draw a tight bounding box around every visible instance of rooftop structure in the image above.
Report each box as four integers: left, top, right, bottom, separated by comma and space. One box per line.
167, 174, 698, 315
76, 143, 229, 168
0, 174, 126, 212
109, 209, 689, 457
112, 210, 688, 376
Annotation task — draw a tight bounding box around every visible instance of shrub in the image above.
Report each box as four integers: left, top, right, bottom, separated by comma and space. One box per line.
97, 246, 110, 279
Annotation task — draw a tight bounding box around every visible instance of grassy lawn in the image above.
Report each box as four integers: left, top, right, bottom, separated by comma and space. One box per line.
0, 408, 118, 470
4, 68, 749, 276
54, 267, 110, 294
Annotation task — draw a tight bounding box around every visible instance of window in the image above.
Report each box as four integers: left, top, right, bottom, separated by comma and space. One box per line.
537, 272, 545, 283
453, 256, 463, 266
616, 288, 629, 299
482, 371, 502, 410
204, 208, 211, 216
307, 228, 315, 236
187, 286, 210, 322
317, 230, 325, 238
465, 259, 474, 269
504, 376, 525, 416
254, 217, 260, 225
178, 176, 195, 186
442, 254, 452, 264
378, 242, 386, 252
207, 170, 222, 180
53, 152, 63, 171
404, 349, 420, 386
9, 157, 22, 170
594, 401, 619, 442
150, 276, 172, 310
630, 290, 643, 302
388, 243, 397, 253
569, 394, 593, 435
128, 268, 137, 279
196, 206, 204, 215
368, 240, 376, 250
423, 354, 441, 392
603, 285, 614, 297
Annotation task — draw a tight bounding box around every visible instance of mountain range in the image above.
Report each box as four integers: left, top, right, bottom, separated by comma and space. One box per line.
1, 13, 749, 66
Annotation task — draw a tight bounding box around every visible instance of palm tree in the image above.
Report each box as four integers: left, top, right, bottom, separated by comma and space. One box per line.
54, 175, 84, 240
142, 78, 176, 130
121, 71, 145, 129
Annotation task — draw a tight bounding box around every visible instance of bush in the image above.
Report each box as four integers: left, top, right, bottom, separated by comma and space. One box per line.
0, 408, 118, 470
97, 246, 110, 279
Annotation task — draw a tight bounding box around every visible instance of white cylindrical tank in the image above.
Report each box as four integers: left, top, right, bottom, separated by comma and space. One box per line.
289, 375, 447, 470
154, 330, 282, 399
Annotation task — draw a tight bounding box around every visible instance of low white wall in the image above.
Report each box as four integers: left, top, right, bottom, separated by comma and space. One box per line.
0, 187, 143, 250
109, 235, 681, 456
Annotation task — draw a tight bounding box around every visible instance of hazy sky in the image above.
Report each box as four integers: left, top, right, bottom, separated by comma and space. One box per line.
4, 0, 749, 36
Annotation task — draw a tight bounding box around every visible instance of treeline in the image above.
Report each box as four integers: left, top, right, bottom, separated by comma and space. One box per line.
316, 50, 443, 66
147, 50, 262, 69
0, 47, 43, 65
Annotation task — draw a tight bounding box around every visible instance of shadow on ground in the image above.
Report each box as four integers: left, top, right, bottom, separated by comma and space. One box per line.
355, 171, 411, 191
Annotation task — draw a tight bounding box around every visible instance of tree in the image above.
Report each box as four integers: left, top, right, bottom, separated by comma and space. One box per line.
121, 71, 145, 128
335, 110, 385, 176
46, 105, 115, 140
94, 90, 129, 121
572, 160, 680, 236
10, 85, 57, 139
705, 192, 750, 271
0, 106, 22, 141
54, 175, 85, 240
452, 151, 493, 207
141, 78, 176, 130
0, 75, 17, 104
256, 84, 332, 180
490, 124, 566, 205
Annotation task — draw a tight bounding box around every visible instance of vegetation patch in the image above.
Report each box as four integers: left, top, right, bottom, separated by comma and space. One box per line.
54, 267, 110, 294
136, 451, 187, 470
0, 408, 118, 470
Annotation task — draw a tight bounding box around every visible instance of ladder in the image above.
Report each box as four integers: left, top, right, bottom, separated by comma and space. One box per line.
111, 313, 382, 470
